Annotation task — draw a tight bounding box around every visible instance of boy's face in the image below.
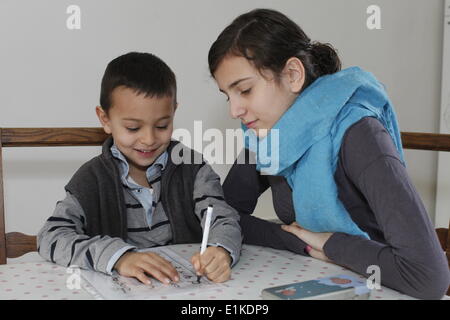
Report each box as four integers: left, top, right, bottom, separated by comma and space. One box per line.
96, 86, 175, 175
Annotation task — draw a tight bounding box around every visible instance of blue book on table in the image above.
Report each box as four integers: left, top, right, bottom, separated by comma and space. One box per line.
261, 274, 371, 300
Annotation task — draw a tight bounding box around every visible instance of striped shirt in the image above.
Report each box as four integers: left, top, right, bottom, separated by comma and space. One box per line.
37, 144, 242, 275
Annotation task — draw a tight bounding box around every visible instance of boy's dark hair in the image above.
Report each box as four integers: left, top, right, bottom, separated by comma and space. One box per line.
100, 52, 177, 113
208, 8, 341, 90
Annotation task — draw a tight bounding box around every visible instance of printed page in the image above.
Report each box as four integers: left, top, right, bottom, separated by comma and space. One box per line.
80, 247, 223, 300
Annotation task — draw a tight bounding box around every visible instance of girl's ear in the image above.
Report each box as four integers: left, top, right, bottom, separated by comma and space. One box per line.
95, 106, 112, 134
283, 57, 305, 93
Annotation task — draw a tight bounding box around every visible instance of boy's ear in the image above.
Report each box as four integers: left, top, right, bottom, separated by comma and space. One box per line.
283, 57, 305, 93
95, 106, 112, 134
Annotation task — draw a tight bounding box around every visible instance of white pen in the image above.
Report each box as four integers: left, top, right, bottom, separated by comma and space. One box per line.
197, 205, 213, 283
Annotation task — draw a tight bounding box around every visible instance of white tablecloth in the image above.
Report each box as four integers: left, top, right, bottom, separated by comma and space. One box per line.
0, 244, 434, 300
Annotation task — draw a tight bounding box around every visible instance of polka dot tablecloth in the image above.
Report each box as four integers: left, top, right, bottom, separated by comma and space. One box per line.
164, 244, 416, 300
0, 261, 91, 300
0, 244, 433, 300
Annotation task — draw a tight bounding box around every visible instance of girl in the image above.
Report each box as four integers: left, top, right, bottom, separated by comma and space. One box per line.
208, 8, 449, 299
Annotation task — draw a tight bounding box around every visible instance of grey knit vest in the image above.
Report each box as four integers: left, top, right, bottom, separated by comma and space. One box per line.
65, 136, 204, 244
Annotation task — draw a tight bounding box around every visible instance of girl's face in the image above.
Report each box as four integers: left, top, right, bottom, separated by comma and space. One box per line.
213, 55, 302, 137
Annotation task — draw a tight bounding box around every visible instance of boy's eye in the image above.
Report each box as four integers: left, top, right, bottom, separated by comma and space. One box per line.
156, 126, 168, 130
126, 127, 139, 132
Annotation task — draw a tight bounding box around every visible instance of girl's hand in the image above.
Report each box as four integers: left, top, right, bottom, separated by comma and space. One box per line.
281, 222, 334, 263
191, 246, 232, 283
114, 251, 180, 285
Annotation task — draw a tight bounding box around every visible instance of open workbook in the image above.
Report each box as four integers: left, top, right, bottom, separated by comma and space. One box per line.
80, 247, 223, 300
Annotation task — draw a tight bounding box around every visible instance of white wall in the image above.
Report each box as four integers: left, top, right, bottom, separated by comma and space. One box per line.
436, 0, 450, 228
0, 0, 445, 239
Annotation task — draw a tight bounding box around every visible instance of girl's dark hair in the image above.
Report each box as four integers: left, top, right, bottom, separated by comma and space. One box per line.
208, 8, 341, 89
100, 52, 176, 113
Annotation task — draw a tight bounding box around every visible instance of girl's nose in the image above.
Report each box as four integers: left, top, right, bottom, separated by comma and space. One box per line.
229, 99, 246, 119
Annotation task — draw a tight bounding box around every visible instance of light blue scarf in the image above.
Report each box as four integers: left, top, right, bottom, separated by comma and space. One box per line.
243, 67, 405, 239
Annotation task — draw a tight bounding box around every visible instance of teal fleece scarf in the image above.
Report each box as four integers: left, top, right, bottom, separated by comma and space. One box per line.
244, 67, 405, 238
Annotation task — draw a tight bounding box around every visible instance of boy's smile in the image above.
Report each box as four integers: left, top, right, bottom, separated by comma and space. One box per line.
96, 86, 176, 183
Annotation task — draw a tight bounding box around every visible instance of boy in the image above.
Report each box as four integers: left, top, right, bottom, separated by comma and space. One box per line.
37, 52, 242, 284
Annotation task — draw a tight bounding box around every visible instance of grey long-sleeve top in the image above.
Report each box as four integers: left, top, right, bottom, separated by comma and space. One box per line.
223, 117, 449, 299
37, 147, 242, 275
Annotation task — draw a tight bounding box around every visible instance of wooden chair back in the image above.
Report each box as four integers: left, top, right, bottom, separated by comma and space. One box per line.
0, 128, 108, 264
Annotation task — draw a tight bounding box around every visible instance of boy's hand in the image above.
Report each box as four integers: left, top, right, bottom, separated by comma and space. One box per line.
191, 246, 232, 283
114, 251, 179, 285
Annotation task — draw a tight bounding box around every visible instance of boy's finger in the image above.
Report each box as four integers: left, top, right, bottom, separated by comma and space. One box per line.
139, 261, 173, 284
207, 264, 231, 283
203, 259, 220, 276
133, 269, 152, 286
143, 254, 179, 282
199, 252, 215, 274
190, 253, 201, 272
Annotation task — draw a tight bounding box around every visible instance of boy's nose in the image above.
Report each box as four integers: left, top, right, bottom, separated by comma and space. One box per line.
140, 128, 156, 146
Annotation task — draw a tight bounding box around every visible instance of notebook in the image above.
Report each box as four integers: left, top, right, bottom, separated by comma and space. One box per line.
261, 274, 371, 300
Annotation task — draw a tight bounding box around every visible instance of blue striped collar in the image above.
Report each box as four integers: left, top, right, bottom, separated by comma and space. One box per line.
110, 143, 168, 188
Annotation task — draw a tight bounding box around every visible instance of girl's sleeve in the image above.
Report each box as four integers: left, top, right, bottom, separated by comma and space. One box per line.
323, 117, 450, 299
223, 149, 309, 255
222, 148, 270, 214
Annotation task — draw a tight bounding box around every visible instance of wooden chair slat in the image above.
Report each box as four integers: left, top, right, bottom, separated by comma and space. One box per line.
5, 232, 37, 259
1, 128, 108, 147
401, 132, 450, 152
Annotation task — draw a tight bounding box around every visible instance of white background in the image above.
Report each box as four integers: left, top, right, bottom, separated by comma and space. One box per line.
1, 0, 448, 242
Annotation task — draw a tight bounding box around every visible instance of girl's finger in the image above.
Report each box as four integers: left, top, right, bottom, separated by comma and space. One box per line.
290, 221, 301, 228
281, 225, 325, 251
281, 224, 303, 238
308, 247, 331, 263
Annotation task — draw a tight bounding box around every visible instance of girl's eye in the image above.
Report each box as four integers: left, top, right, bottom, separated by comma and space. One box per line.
156, 126, 168, 130
126, 128, 139, 132
241, 88, 251, 95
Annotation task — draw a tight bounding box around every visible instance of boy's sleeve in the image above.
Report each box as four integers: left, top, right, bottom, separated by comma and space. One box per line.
37, 192, 136, 274
193, 163, 242, 266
